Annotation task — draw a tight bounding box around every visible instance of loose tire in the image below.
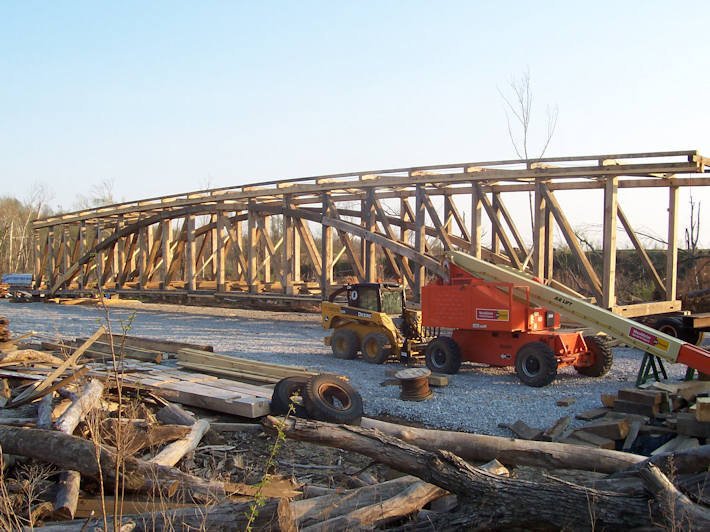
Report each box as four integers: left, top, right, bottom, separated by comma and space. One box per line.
303, 374, 363, 425
654, 316, 704, 345
514, 342, 558, 387
331, 328, 359, 359
361, 331, 393, 364
576, 335, 614, 377
270, 376, 309, 417
425, 337, 462, 375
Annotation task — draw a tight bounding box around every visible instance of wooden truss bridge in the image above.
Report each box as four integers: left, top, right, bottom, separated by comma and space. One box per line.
32, 150, 709, 316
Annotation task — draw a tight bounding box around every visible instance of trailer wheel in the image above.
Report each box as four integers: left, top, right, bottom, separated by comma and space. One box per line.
331, 328, 359, 359
270, 376, 309, 417
654, 317, 703, 345
303, 374, 363, 425
514, 342, 557, 387
361, 331, 392, 364
576, 336, 614, 377
425, 337, 462, 374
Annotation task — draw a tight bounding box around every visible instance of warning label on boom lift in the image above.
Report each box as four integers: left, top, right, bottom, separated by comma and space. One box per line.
629, 326, 670, 352
475, 309, 510, 321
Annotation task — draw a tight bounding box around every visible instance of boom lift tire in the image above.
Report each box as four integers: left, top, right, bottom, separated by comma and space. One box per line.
303, 374, 363, 425
575, 335, 614, 377
361, 331, 392, 364
654, 316, 704, 346
271, 376, 309, 417
425, 337, 462, 375
331, 328, 360, 359
514, 342, 558, 387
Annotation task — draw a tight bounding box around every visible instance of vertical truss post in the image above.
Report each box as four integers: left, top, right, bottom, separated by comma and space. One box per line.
321, 193, 333, 298
95, 222, 103, 294
666, 184, 679, 301
161, 218, 172, 289
400, 197, 411, 280
33, 230, 41, 290
62, 225, 71, 290
364, 188, 377, 282
544, 206, 554, 280
78, 222, 86, 290
283, 195, 296, 294
216, 210, 226, 292
186, 214, 196, 291
138, 219, 148, 289
414, 184, 426, 302
470, 183, 482, 258
602, 176, 618, 308
247, 202, 258, 293
533, 181, 547, 279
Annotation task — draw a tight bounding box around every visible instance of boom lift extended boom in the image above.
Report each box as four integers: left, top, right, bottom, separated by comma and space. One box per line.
445, 251, 710, 375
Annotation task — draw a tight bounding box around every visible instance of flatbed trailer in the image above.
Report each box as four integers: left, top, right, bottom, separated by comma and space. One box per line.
446, 251, 710, 376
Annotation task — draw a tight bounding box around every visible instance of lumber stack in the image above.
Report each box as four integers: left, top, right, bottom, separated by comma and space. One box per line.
0, 316, 10, 342
176, 348, 321, 384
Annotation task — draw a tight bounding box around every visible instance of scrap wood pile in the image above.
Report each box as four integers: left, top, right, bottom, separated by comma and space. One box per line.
499, 381, 710, 458
0, 321, 709, 529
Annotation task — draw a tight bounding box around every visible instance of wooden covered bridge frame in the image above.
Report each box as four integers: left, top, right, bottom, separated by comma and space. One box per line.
32, 150, 709, 316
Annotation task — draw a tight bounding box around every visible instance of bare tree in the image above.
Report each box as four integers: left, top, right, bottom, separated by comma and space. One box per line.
498, 68, 559, 233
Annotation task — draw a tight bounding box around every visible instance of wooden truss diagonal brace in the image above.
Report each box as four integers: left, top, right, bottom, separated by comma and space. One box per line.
474, 184, 523, 270
540, 185, 603, 301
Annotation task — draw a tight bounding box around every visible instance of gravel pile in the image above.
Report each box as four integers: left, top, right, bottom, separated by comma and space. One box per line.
1, 300, 696, 437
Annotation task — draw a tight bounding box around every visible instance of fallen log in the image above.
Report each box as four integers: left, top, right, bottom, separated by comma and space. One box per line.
360, 417, 643, 473
612, 444, 710, 477
639, 463, 710, 530
31, 499, 290, 532
264, 416, 655, 530
301, 480, 445, 532
291, 475, 420, 526
0, 427, 224, 500
53, 379, 104, 520
150, 419, 210, 467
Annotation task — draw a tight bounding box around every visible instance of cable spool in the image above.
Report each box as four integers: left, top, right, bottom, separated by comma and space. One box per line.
394, 367, 433, 401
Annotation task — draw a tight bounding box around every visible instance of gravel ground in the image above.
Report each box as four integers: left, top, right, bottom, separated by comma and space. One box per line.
1, 299, 702, 437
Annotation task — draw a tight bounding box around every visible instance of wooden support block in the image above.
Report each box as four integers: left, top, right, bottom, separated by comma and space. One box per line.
575, 407, 609, 421
499, 420, 542, 441
600, 394, 616, 408
541, 416, 570, 442
677, 381, 710, 402
428, 374, 449, 387
695, 397, 710, 422
579, 419, 630, 441
617, 388, 663, 406
676, 413, 710, 438
556, 397, 575, 407
612, 399, 659, 418
570, 430, 616, 449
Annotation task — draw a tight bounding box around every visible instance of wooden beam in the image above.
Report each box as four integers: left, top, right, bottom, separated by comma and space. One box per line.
602, 176, 618, 308
666, 184, 679, 300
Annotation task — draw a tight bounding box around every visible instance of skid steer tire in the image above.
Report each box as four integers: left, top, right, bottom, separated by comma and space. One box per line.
303, 374, 363, 425
514, 342, 558, 387
425, 337, 462, 374
270, 376, 309, 417
331, 328, 360, 359
654, 316, 704, 345
576, 336, 614, 377
361, 331, 393, 364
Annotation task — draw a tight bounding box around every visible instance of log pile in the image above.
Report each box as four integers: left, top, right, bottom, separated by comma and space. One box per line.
2, 323, 710, 529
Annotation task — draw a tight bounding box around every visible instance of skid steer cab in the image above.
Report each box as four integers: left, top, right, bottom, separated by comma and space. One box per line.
321, 283, 433, 364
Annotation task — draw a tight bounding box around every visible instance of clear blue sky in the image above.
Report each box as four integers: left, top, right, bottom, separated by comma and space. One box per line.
1, 1, 709, 246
